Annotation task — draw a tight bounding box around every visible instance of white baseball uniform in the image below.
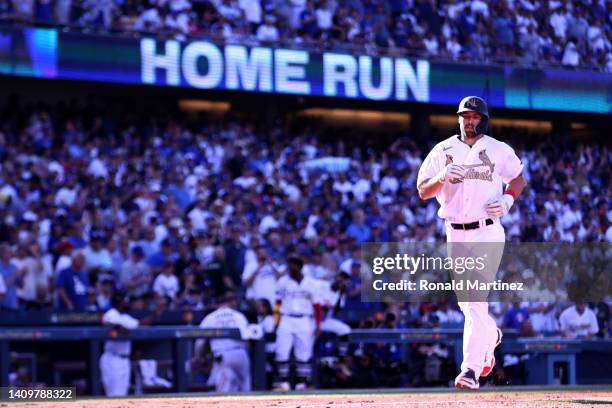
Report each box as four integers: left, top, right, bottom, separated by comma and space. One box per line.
317, 280, 351, 337
100, 308, 139, 396
198, 306, 251, 392
275, 274, 321, 383
559, 305, 599, 338
418, 134, 523, 376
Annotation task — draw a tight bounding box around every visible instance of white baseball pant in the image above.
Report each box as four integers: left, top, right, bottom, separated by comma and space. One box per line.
446, 219, 505, 376
100, 352, 130, 396
213, 348, 251, 392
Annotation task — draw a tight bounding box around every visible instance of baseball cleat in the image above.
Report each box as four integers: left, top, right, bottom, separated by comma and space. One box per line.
481, 328, 503, 377
455, 369, 479, 390
273, 381, 290, 392
295, 382, 312, 391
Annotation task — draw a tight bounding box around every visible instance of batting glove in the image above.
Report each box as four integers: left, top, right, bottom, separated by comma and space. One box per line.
485, 194, 514, 218
438, 164, 466, 184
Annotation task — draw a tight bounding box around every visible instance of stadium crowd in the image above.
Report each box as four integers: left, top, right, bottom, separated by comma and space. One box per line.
0, 100, 609, 340
0, 0, 611, 72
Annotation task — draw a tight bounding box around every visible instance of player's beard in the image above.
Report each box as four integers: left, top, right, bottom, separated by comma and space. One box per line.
463, 126, 477, 139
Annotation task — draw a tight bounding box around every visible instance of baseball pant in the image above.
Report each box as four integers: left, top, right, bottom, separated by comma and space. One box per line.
100, 352, 130, 396
446, 219, 505, 376
320, 318, 351, 336
213, 348, 251, 392
275, 315, 315, 382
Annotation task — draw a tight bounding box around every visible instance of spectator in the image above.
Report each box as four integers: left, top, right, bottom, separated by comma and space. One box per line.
16, 243, 53, 309
256, 14, 279, 42
0, 244, 23, 311
315, 0, 333, 34
346, 209, 371, 244
134, 5, 164, 32
423, 31, 439, 56
242, 245, 279, 307
12, 0, 34, 21
56, 252, 90, 312
203, 245, 233, 299
119, 246, 152, 298
84, 230, 113, 273
559, 301, 599, 339
239, 0, 262, 31
446, 34, 462, 60
152, 260, 180, 300
493, 10, 514, 55
587, 18, 608, 54
503, 301, 530, 331
78, 0, 116, 29
549, 5, 568, 40
434, 299, 464, 325
96, 278, 114, 311
562, 40, 580, 66
299, 0, 318, 39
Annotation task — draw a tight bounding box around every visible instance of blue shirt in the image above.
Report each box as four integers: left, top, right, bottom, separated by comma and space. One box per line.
0, 261, 20, 310
503, 307, 530, 330
346, 223, 371, 244
56, 268, 89, 312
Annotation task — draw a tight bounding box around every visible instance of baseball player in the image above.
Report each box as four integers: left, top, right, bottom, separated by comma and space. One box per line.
318, 272, 352, 355
274, 256, 322, 391
417, 96, 527, 390
100, 293, 163, 396
197, 293, 253, 392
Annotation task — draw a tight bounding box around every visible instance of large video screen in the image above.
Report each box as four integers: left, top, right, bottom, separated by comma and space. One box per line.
0, 25, 610, 114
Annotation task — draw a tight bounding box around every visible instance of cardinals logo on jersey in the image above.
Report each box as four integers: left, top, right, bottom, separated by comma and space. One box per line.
463, 149, 495, 182
478, 149, 495, 173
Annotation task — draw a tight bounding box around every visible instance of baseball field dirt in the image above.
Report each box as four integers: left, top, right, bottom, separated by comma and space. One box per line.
7, 386, 612, 408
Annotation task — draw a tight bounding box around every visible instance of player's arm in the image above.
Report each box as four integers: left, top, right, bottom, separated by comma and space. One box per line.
586, 311, 599, 339
417, 149, 466, 200
314, 303, 322, 336
273, 300, 281, 330
417, 177, 443, 200
505, 173, 527, 200
485, 173, 527, 218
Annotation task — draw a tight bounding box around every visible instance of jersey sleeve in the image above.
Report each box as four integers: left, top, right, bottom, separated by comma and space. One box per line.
235, 311, 250, 340
588, 310, 600, 335
0, 274, 6, 294
309, 278, 324, 305
317, 280, 336, 307
499, 143, 523, 184
102, 309, 139, 329
558, 310, 569, 332
416, 146, 442, 187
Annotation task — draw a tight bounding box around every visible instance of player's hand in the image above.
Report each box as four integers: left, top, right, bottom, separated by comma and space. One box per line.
438, 164, 466, 184
485, 194, 514, 218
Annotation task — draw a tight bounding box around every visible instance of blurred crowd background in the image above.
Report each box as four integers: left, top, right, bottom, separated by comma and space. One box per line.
0, 100, 608, 346
0, 0, 610, 390
0, 0, 611, 71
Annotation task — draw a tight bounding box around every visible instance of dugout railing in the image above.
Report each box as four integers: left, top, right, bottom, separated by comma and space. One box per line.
1, 326, 610, 394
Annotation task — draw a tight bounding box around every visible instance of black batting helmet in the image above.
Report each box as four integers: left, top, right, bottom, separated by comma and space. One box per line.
457, 96, 489, 135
